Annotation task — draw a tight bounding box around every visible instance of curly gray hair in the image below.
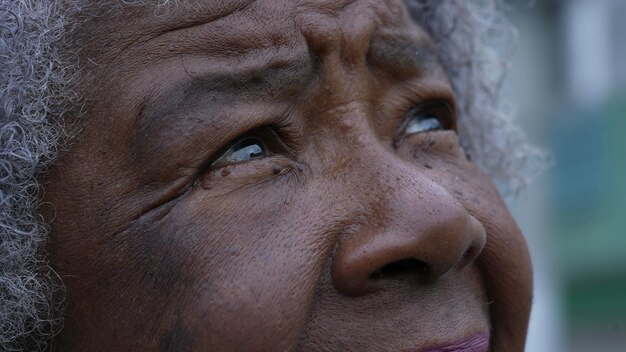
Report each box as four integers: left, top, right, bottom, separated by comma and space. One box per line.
0, 0, 544, 350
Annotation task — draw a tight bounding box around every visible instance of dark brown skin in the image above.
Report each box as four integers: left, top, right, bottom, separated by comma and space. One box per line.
43, 0, 532, 351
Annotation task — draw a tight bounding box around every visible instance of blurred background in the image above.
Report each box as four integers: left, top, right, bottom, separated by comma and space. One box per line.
502, 0, 626, 351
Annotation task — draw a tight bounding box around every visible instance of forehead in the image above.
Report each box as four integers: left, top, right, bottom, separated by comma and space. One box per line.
77, 0, 434, 66
73, 0, 444, 136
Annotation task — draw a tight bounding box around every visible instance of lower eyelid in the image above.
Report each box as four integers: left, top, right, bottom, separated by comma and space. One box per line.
195, 155, 296, 190
396, 130, 462, 157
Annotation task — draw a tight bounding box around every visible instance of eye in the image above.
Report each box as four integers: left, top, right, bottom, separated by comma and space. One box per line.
400, 103, 454, 137
403, 113, 443, 134
211, 137, 269, 169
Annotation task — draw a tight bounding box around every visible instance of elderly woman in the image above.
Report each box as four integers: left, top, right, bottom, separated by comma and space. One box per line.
1, 0, 540, 351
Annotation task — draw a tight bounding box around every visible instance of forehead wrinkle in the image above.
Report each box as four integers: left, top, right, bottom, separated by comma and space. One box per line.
82, 0, 259, 66
144, 0, 259, 42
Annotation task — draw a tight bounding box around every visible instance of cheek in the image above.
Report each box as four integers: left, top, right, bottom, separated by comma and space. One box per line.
138, 174, 337, 350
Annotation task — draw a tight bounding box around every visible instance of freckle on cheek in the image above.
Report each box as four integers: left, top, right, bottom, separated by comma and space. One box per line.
199, 179, 213, 190
228, 246, 241, 256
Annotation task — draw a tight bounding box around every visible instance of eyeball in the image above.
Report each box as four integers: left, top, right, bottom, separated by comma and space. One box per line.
211, 137, 268, 169
399, 103, 454, 138
403, 113, 443, 135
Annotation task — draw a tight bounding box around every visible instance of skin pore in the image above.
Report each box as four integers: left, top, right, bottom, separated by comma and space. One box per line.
43, 0, 532, 351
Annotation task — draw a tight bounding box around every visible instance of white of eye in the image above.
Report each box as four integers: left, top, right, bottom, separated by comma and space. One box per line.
403, 114, 443, 135
212, 137, 268, 168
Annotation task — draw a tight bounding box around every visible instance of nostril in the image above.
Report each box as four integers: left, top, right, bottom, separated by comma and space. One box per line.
369, 258, 430, 281
457, 237, 485, 270
331, 210, 486, 296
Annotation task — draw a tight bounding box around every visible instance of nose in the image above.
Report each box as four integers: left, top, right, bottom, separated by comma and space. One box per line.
331, 169, 486, 296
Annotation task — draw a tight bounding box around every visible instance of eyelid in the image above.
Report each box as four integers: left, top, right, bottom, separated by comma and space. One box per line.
393, 101, 456, 147
204, 126, 293, 172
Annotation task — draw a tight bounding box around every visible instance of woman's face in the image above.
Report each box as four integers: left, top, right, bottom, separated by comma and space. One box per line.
44, 0, 532, 351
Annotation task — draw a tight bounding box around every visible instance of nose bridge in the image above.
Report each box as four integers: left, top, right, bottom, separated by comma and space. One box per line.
331, 151, 487, 296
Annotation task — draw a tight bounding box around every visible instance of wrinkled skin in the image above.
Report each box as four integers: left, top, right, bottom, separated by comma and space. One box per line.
43, 0, 532, 351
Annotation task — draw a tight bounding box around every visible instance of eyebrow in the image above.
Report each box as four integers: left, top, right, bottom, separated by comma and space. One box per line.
180, 54, 315, 99
175, 37, 432, 106
366, 37, 436, 76
137, 52, 314, 140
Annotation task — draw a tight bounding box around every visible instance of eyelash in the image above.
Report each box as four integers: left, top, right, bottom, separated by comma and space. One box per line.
194, 121, 298, 180
394, 100, 455, 140
410, 101, 454, 129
